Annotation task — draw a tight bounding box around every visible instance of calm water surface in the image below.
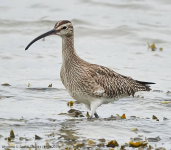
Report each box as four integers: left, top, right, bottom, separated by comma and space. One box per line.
0, 0, 171, 149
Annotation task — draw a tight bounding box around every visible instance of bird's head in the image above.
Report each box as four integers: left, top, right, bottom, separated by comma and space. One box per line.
25, 20, 73, 50
54, 20, 73, 37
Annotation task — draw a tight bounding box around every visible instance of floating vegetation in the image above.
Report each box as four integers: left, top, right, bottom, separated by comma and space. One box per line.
120, 145, 126, 150
97, 143, 105, 147
10, 130, 15, 138
67, 101, 74, 106
1, 130, 167, 150
48, 84, 52, 87
166, 91, 171, 94
0, 109, 168, 150
58, 109, 84, 117
150, 43, 156, 51
149, 145, 153, 149
116, 113, 126, 119
7, 137, 11, 142
98, 138, 106, 142
147, 43, 163, 51
1, 83, 11, 86
162, 101, 171, 104
35, 134, 42, 140
19, 137, 25, 140
45, 142, 51, 148
129, 141, 147, 147
9, 143, 14, 147
159, 47, 163, 51
28, 83, 30, 87
131, 128, 138, 131
86, 112, 90, 118
147, 43, 156, 51
68, 109, 84, 117
73, 143, 84, 148
121, 114, 126, 119
152, 115, 159, 121
49, 132, 55, 137
88, 140, 96, 146
106, 140, 119, 147
45, 132, 56, 138
68, 109, 78, 113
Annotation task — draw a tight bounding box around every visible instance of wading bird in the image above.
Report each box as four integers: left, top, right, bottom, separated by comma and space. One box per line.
25, 20, 155, 118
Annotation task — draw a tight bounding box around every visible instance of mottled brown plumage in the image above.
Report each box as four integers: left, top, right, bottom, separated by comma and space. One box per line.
25, 20, 155, 118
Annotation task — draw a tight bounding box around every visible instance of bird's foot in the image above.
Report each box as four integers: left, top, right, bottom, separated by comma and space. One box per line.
94, 112, 99, 118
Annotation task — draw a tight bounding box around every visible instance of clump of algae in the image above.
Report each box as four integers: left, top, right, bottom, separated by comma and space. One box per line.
152, 115, 159, 121
1, 83, 11, 86
86, 112, 90, 118
106, 140, 119, 147
10, 130, 15, 138
121, 114, 126, 119
67, 101, 74, 106
73, 143, 84, 148
129, 141, 147, 147
48, 84, 52, 87
88, 140, 96, 146
35, 134, 42, 140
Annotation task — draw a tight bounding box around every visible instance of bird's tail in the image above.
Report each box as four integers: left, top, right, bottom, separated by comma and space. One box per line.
135, 80, 156, 91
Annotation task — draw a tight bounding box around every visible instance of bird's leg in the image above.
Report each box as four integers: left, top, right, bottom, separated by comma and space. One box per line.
85, 104, 92, 118
85, 101, 101, 118
90, 100, 101, 118
85, 104, 90, 110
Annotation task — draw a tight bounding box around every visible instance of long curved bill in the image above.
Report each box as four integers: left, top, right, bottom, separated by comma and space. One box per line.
25, 29, 56, 50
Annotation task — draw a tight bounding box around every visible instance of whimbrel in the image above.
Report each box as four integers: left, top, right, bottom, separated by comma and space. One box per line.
25, 20, 155, 118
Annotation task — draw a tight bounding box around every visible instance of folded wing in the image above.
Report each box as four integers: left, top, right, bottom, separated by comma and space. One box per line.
88, 64, 155, 98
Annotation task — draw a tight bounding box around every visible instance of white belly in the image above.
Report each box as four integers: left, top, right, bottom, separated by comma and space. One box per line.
68, 89, 126, 106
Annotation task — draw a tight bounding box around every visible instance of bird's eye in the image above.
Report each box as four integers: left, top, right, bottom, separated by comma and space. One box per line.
62, 26, 67, 29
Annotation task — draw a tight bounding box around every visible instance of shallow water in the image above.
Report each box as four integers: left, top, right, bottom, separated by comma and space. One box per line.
0, 0, 171, 149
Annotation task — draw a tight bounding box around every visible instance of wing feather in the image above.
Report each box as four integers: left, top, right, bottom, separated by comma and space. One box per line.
88, 64, 154, 98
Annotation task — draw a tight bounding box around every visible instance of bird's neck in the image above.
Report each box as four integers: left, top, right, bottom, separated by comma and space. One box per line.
62, 35, 78, 64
